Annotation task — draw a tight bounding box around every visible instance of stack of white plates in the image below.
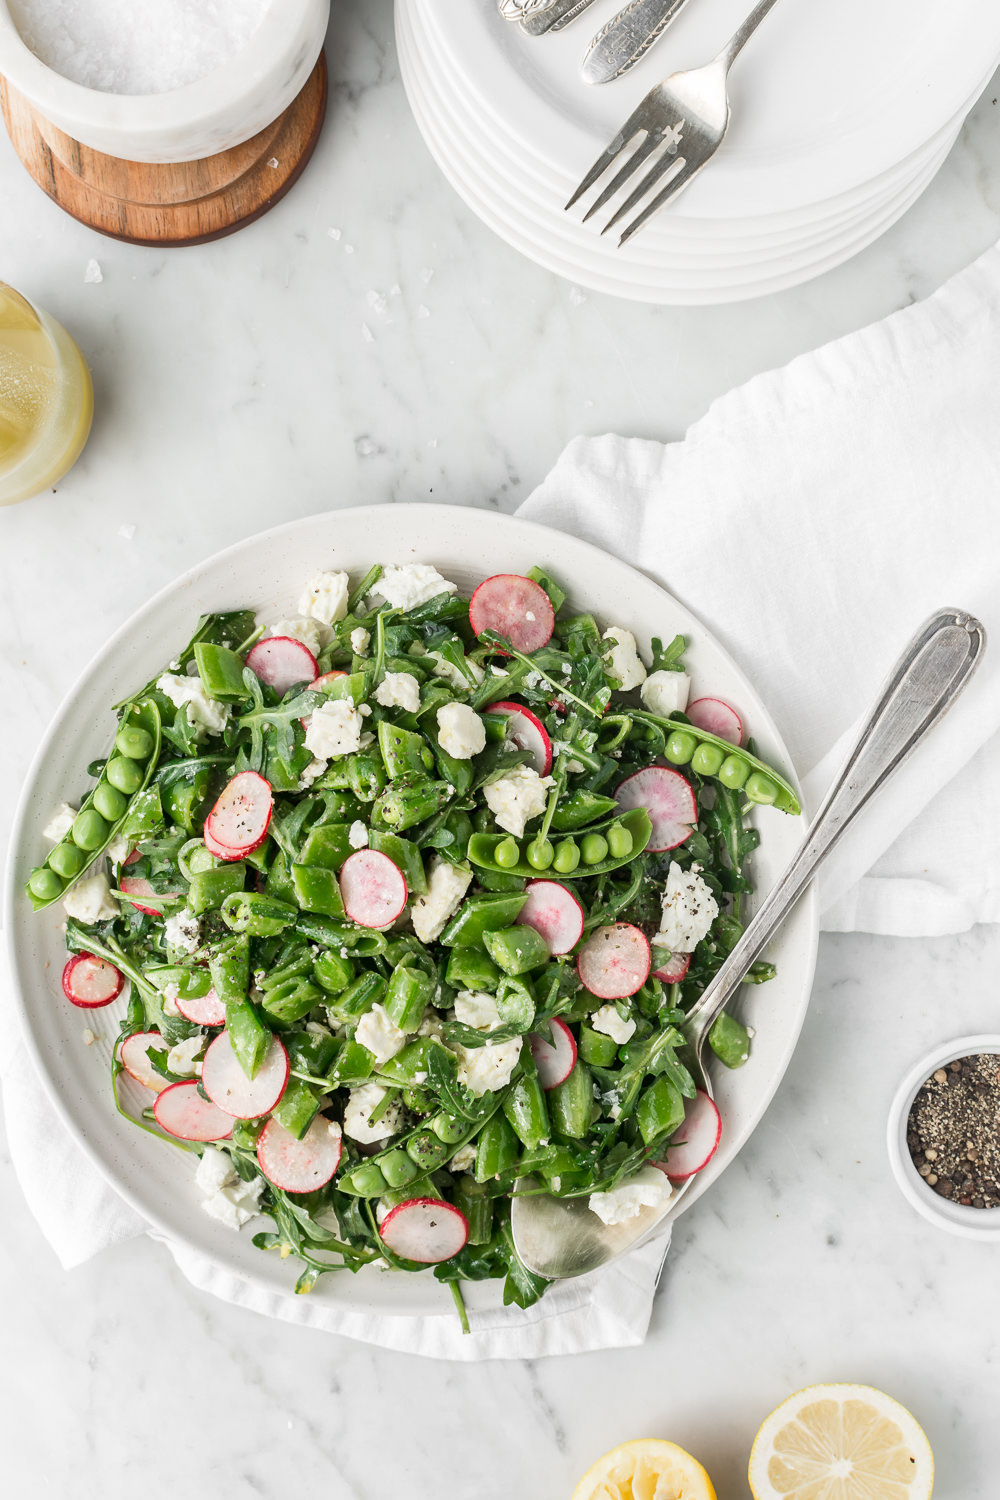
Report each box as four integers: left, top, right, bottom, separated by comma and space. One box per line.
396, 0, 1000, 304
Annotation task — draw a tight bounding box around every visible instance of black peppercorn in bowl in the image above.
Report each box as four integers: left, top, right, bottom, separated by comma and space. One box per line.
887, 1035, 1000, 1241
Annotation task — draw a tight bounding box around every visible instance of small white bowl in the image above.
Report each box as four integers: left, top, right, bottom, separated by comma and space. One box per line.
887, 1034, 1000, 1242
0, 0, 329, 163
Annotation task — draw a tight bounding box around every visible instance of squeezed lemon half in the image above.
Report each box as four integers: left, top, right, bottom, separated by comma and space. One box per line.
572, 1438, 717, 1500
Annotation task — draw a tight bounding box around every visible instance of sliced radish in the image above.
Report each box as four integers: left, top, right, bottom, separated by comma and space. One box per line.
660, 1089, 722, 1181
175, 985, 227, 1027
245, 636, 318, 698
257, 1114, 343, 1192
201, 1031, 289, 1119
615, 766, 697, 852
516, 879, 584, 955
489, 701, 553, 774
61, 953, 123, 1008
203, 771, 273, 861
120, 850, 178, 916
686, 697, 743, 746
154, 1080, 234, 1142
379, 1198, 469, 1263
653, 950, 691, 984
577, 923, 651, 999
120, 1030, 169, 1093
528, 1017, 577, 1089
339, 849, 408, 929
469, 574, 555, 653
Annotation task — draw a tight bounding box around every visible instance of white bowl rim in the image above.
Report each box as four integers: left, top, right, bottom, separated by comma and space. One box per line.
886, 1033, 1000, 1241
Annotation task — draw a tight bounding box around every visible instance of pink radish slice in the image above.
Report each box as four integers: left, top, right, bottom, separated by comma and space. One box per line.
661, 1089, 722, 1181
528, 1017, 577, 1090
203, 771, 273, 861
120, 850, 178, 916
577, 923, 651, 999
614, 766, 697, 853
379, 1198, 469, 1263
201, 1032, 289, 1119
339, 849, 408, 929
653, 951, 691, 984
489, 701, 553, 775
257, 1115, 343, 1192
154, 1080, 234, 1142
245, 636, 318, 698
61, 953, 123, 1008
686, 697, 743, 746
469, 574, 555, 653
120, 1030, 168, 1093
516, 879, 584, 955
175, 985, 227, 1027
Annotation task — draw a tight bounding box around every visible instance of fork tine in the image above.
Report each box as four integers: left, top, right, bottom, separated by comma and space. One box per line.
601, 148, 686, 234
564, 101, 652, 210
580, 131, 663, 224
616, 156, 701, 245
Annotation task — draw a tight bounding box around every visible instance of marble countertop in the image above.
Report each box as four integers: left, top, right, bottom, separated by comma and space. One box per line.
1, 3, 999, 1496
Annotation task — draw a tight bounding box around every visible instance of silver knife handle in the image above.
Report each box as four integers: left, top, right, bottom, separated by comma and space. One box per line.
521, 0, 599, 35
582, 0, 692, 83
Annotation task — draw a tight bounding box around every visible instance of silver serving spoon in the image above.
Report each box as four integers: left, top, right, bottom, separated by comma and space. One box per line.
512, 608, 985, 1279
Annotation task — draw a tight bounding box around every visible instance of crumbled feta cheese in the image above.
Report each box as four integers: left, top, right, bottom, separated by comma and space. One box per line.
350, 626, 371, 655
343, 1082, 404, 1143
483, 765, 552, 837
589, 1166, 673, 1226
590, 1004, 636, 1044
264, 617, 324, 657
195, 1147, 235, 1195
417, 1011, 446, 1041
641, 670, 691, 717
201, 1168, 264, 1230
355, 1003, 409, 1063
437, 702, 486, 760
453, 990, 502, 1031
81, 1028, 96, 1046
489, 665, 508, 678
455, 1037, 523, 1096
63, 872, 117, 924
602, 627, 647, 691
655, 861, 719, 953
524, 669, 547, 691
298, 757, 328, 789
298, 570, 350, 626
305, 698, 363, 759
157, 673, 231, 740
43, 802, 77, 842
450, 1143, 477, 1173
427, 651, 485, 692
106, 832, 130, 868
348, 820, 369, 850
162, 982, 181, 1018
374, 671, 421, 713
411, 858, 473, 942
167, 1035, 205, 1077
164, 909, 201, 955
375, 564, 457, 610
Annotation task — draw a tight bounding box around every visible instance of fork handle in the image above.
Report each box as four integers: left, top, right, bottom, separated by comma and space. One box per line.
719, 0, 783, 69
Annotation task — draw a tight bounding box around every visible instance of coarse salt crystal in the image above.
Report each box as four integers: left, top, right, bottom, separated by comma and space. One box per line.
84, 259, 103, 284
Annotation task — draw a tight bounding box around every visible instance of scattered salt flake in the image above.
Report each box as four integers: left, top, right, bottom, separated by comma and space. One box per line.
118, 523, 136, 541
366, 289, 387, 314
420, 267, 434, 284
82, 1029, 96, 1046
328, 227, 342, 240
84, 259, 103, 284
355, 436, 379, 458
417, 304, 431, 319
569, 285, 587, 306
268, 157, 279, 169
344, 244, 354, 255
389, 283, 401, 298
361, 323, 375, 343
427, 438, 438, 449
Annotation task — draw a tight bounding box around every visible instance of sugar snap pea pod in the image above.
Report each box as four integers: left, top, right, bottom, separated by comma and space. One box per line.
285, 1030, 340, 1077
380, 1149, 419, 1189
178, 838, 216, 880
209, 932, 249, 1003
291, 863, 346, 919
440, 893, 528, 948
338, 1160, 388, 1198
636, 1074, 687, 1147
502, 1069, 550, 1152
348, 752, 387, 803
372, 777, 453, 832
445, 947, 501, 992
231, 1118, 265, 1150
474, 1110, 521, 1182
383, 964, 434, 1031
452, 1178, 494, 1245
312, 948, 355, 994
265, 851, 298, 904
515, 1142, 579, 1181
118, 609, 258, 708
482, 924, 550, 977
221, 891, 298, 937
188, 863, 246, 914
375, 1036, 438, 1084
378, 721, 436, 780
26, 698, 162, 911
326, 971, 387, 1024
368, 830, 427, 895
547, 1061, 593, 1140
633, 709, 800, 815
261, 975, 323, 1025
194, 641, 251, 703
429, 1111, 468, 1144
299, 823, 354, 870
406, 1128, 452, 1173
272, 1077, 323, 1139
330, 1038, 376, 1086
578, 1023, 619, 1067
466, 807, 652, 881
708, 1009, 751, 1068
550, 790, 619, 831
226, 996, 272, 1081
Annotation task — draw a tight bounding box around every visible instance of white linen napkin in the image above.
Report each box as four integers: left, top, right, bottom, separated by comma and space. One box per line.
6, 238, 1000, 1359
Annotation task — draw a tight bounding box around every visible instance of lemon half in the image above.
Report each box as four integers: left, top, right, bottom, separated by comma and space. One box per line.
572, 1438, 717, 1500
748, 1383, 934, 1500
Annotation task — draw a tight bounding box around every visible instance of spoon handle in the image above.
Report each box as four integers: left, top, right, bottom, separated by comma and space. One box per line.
685, 609, 986, 1055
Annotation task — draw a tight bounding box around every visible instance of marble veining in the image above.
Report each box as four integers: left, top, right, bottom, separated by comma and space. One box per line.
1, 2, 999, 1496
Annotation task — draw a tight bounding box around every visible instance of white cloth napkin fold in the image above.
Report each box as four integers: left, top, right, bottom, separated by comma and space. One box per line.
6, 238, 1000, 1359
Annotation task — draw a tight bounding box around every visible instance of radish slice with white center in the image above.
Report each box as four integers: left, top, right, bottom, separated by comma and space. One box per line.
661, 1089, 722, 1181
120, 1030, 169, 1092
339, 849, 408, 929
379, 1198, 469, 1263
201, 1032, 289, 1119
154, 1080, 234, 1142
528, 1017, 577, 1090
577, 923, 651, 999
489, 701, 553, 774
203, 771, 273, 861
469, 574, 554, 653
653, 951, 691, 984
257, 1115, 343, 1193
516, 879, 584, 955
245, 636, 318, 697
61, 953, 123, 1008
175, 985, 227, 1027
120, 850, 178, 916
614, 766, 697, 852
686, 697, 743, 746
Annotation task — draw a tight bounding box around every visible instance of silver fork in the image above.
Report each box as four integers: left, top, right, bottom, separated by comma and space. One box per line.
566, 0, 781, 245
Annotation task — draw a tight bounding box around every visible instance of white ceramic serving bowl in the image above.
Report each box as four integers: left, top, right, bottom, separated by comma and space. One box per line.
0, 0, 328, 162
3, 505, 817, 1329
887, 1034, 1000, 1243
